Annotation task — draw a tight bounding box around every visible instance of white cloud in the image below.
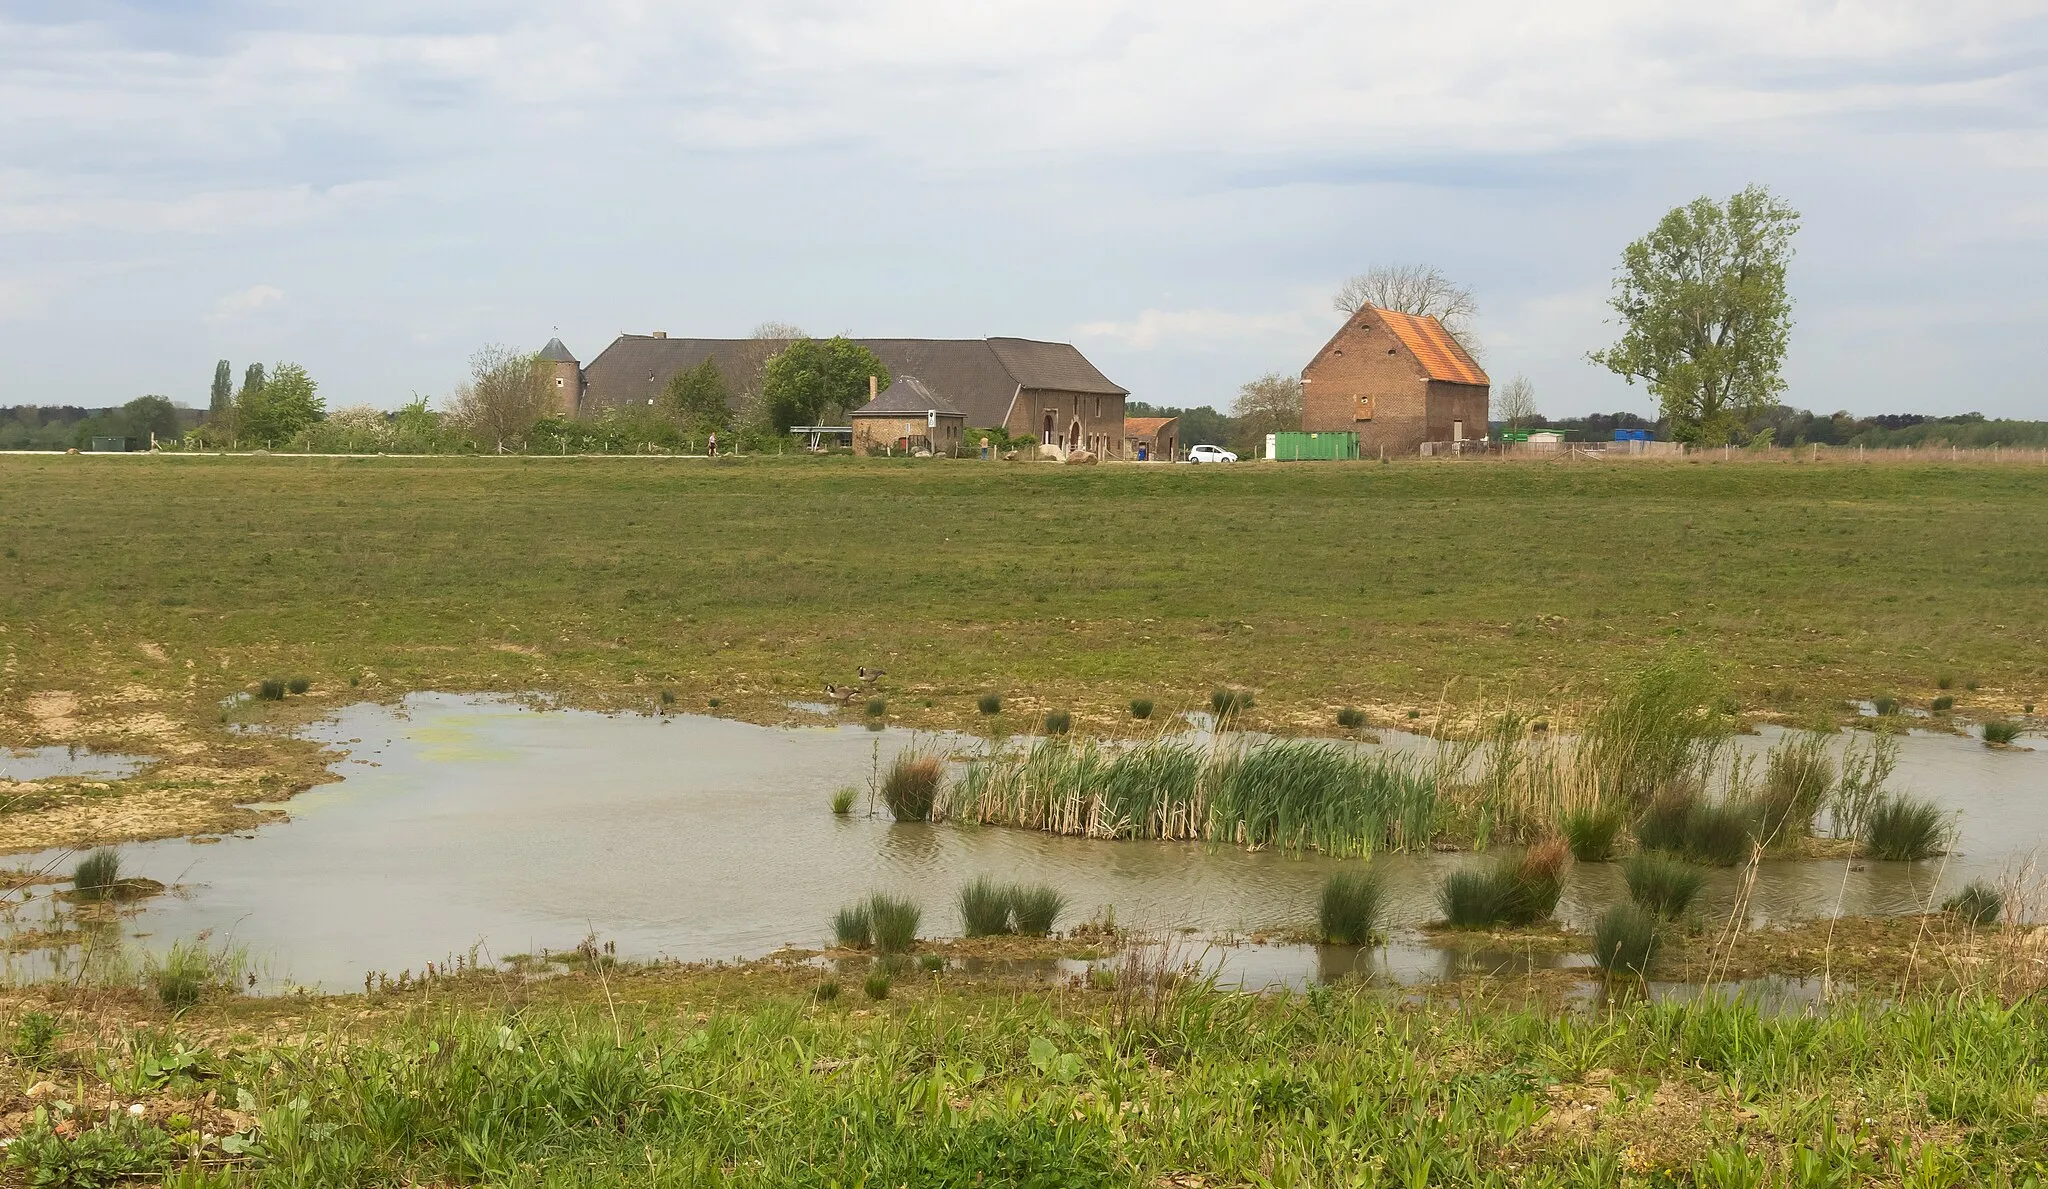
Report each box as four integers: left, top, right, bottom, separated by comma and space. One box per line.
208, 284, 285, 320
1073, 306, 1320, 352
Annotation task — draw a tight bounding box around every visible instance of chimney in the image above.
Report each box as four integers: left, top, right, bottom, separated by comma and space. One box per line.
652, 331, 668, 339
868, 375, 878, 401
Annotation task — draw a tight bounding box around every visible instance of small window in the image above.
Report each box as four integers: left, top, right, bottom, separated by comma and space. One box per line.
555, 377, 565, 388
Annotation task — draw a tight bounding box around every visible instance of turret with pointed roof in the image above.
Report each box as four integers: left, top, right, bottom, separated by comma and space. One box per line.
539, 337, 582, 417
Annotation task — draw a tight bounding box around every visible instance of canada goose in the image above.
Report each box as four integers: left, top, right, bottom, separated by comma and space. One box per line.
825, 684, 857, 704
858, 667, 886, 684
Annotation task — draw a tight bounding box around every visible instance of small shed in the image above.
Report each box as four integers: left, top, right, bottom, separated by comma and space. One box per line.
1123, 416, 1178, 461
851, 376, 967, 457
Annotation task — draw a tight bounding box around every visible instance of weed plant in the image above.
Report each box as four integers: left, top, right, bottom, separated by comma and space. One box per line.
1561, 803, 1625, 862
1861, 794, 1950, 861
880, 753, 942, 822
862, 969, 892, 1000
1623, 852, 1707, 920
1942, 881, 2003, 927
958, 877, 1012, 937
1129, 699, 1153, 720
829, 786, 858, 816
1982, 720, 2021, 746
72, 847, 121, 901
1318, 868, 1386, 945
10, 1012, 59, 1066
977, 693, 1002, 716
1043, 710, 1071, 735
1593, 904, 1660, 976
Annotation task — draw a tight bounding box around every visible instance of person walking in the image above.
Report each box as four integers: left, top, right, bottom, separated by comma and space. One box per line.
707, 431, 718, 458
979, 435, 991, 460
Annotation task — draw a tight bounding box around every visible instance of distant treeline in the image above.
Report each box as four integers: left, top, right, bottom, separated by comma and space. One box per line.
1, 399, 201, 451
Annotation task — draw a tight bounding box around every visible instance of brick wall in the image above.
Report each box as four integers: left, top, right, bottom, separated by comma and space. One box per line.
1007, 390, 1128, 458
1301, 312, 1489, 455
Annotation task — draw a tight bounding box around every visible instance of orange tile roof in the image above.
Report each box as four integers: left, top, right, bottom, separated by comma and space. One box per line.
1123, 416, 1176, 436
1372, 307, 1489, 386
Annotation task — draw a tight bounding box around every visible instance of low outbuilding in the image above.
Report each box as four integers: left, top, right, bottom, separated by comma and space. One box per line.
851, 376, 967, 456
1123, 416, 1179, 461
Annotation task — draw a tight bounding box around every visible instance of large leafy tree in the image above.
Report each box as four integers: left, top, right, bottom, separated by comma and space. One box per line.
448, 346, 553, 446
760, 337, 889, 431
663, 358, 732, 436
238, 362, 324, 444
209, 361, 234, 422
1590, 185, 1800, 445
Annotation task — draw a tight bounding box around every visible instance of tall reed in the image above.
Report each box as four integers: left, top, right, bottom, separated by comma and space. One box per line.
1622, 852, 1707, 920
1560, 803, 1625, 862
958, 877, 1012, 937
1592, 904, 1659, 976
1318, 868, 1387, 945
1861, 794, 1951, 861
1753, 731, 1833, 843
865, 895, 922, 953
72, 847, 122, 901
1576, 656, 1727, 809
881, 753, 942, 822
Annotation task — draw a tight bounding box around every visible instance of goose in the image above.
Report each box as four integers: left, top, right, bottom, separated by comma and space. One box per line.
858, 666, 886, 685
825, 684, 857, 704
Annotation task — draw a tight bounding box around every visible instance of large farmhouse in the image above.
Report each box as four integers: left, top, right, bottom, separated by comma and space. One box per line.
555, 333, 1129, 457
1300, 307, 1489, 456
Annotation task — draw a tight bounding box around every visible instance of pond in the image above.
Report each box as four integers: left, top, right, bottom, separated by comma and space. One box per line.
0, 746, 150, 782
4, 695, 2042, 994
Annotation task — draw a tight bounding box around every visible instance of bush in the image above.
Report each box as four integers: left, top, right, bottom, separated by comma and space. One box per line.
863, 969, 892, 1000
880, 754, 942, 822
1010, 884, 1067, 936
1870, 695, 1898, 716
1937, 673, 1955, 690
1210, 687, 1254, 718
1982, 720, 2022, 746
257, 678, 287, 701
1561, 803, 1625, 862
287, 676, 310, 695
958, 877, 1012, 937
72, 847, 122, 901
833, 903, 872, 948
1862, 794, 1950, 861
1593, 904, 1661, 976
1623, 852, 1707, 920
977, 693, 1002, 715
1931, 695, 1954, 712
1336, 707, 1366, 729
1943, 881, 2003, 927
866, 894, 921, 953
1318, 868, 1386, 945
829, 786, 858, 816
1129, 698, 1153, 721
1043, 711, 1071, 736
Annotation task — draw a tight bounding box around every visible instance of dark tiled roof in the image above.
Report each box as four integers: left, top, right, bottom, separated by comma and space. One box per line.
1371, 308, 1489, 386
580, 335, 1124, 427
853, 375, 962, 417
1124, 416, 1176, 437
538, 337, 578, 363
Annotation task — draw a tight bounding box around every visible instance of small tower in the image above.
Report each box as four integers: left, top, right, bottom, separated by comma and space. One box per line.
539, 337, 581, 418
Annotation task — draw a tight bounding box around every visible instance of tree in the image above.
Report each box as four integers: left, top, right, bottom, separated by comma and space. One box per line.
760, 336, 890, 432
240, 363, 265, 402
1229, 373, 1302, 452
448, 345, 554, 447
1333, 264, 1478, 337
662, 359, 732, 436
209, 361, 233, 423
1589, 185, 1800, 445
119, 395, 181, 444
238, 362, 323, 444
1495, 375, 1537, 429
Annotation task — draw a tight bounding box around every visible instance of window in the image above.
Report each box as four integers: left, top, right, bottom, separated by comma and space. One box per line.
555, 378, 565, 388
1356, 395, 1374, 421
1095, 397, 1102, 418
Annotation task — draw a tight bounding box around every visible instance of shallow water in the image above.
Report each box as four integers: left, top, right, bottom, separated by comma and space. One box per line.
0, 746, 148, 782
5, 695, 2043, 992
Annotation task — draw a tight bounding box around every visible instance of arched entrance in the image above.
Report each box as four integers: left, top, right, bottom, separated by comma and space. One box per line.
1068, 418, 1082, 453
1043, 411, 1055, 445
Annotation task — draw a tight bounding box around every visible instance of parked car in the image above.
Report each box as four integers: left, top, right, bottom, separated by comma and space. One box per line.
1187, 444, 1238, 464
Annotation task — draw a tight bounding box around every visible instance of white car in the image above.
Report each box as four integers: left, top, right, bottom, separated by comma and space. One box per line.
1187, 444, 1238, 464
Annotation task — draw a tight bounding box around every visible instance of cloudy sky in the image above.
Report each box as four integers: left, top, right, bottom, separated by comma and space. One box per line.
5, 1, 2044, 418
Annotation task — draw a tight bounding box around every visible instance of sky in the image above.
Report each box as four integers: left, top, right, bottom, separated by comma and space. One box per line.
4, 1, 2045, 418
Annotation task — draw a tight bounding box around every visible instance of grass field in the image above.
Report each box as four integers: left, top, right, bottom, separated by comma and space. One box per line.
1, 454, 2044, 845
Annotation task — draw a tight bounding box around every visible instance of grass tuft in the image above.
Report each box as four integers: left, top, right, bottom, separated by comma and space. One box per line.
1861, 794, 1950, 861
814, 980, 840, 1002
286, 676, 310, 695
1009, 884, 1067, 936
1042, 710, 1071, 736
958, 877, 1012, 937
1931, 695, 1954, 712
1129, 698, 1153, 720
862, 969, 892, 1000
1982, 720, 2022, 746
1936, 673, 1955, 690
1592, 904, 1660, 976
257, 677, 287, 701
976, 693, 1002, 715
1210, 687, 1254, 718
1437, 868, 1507, 928
1561, 803, 1625, 862
832, 903, 872, 949
1622, 852, 1708, 920
865, 697, 886, 718
72, 847, 122, 901
880, 753, 942, 822
1636, 792, 1754, 866
1336, 707, 1365, 729
1942, 881, 2003, 927
829, 786, 858, 816
1318, 868, 1386, 945
865, 894, 921, 953
1870, 695, 1898, 716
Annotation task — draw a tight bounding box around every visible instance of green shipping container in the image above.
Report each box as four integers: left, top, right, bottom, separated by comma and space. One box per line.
1267, 431, 1361, 461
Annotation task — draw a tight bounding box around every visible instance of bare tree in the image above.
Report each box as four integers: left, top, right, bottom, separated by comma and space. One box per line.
1230, 373, 1302, 451
749, 321, 806, 341
448, 345, 554, 447
1332, 264, 1479, 337
1494, 374, 1537, 428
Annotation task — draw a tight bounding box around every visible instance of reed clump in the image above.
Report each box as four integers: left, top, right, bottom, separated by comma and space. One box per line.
863, 969, 892, 1000
1043, 710, 1072, 736
865, 697, 886, 719
1592, 904, 1660, 976
1560, 803, 1625, 862
832, 903, 872, 949
1861, 794, 1950, 861
1870, 695, 1899, 716
1010, 885, 1067, 936
1942, 881, 2003, 927
866, 895, 921, 953
881, 753, 942, 822
1129, 699, 1153, 720
1635, 792, 1755, 866
829, 786, 858, 816
977, 693, 1002, 716
1623, 852, 1707, 920
287, 676, 311, 695
1982, 720, 2022, 746
958, 877, 1012, 938
1210, 687, 1253, 719
1336, 707, 1365, 729
1318, 868, 1386, 945
1436, 842, 1566, 928
257, 677, 287, 701
1753, 731, 1833, 844
1931, 695, 1954, 713
71, 847, 122, 902
957, 879, 1067, 937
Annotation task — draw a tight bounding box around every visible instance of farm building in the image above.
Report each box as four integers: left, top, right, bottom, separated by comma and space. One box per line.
1123, 416, 1178, 461
851, 376, 966, 456
556, 334, 1129, 457
1299, 307, 1489, 456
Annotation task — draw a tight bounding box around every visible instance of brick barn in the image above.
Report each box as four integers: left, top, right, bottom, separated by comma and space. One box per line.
850, 376, 967, 456
558, 334, 1129, 457
1299, 307, 1489, 456
1123, 416, 1178, 461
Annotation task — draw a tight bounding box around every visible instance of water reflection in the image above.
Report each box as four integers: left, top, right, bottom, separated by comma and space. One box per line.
0, 747, 149, 782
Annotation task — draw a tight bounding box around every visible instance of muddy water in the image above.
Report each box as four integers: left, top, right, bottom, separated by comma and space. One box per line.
6, 695, 2044, 993
0, 746, 148, 782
